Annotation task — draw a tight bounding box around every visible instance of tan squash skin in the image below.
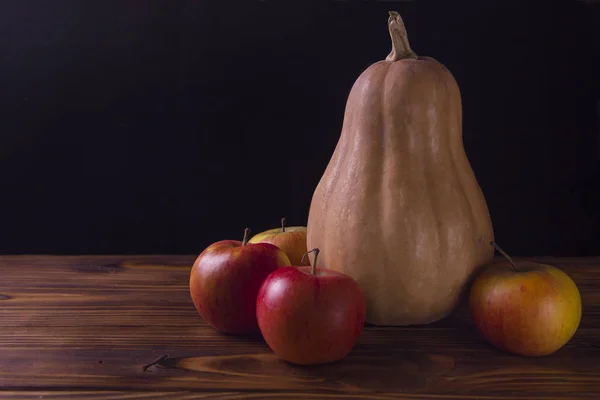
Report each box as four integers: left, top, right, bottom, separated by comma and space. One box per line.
306, 12, 494, 326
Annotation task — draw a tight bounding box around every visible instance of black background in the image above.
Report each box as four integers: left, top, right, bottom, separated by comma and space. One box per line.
1, 0, 599, 256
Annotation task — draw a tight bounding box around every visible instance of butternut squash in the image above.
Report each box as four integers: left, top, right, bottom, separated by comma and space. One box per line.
306, 11, 494, 326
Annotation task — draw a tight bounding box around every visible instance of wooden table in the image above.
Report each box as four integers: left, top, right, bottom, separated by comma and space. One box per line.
1, 255, 599, 399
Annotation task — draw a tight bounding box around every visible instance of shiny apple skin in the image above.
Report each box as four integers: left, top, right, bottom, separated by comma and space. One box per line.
190, 240, 291, 335
248, 226, 308, 266
469, 261, 582, 356
256, 266, 366, 365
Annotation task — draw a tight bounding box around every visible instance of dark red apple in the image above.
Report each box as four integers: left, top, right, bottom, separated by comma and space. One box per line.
190, 228, 291, 335
256, 248, 366, 365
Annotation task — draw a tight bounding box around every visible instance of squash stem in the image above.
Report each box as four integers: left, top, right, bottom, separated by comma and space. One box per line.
242, 228, 250, 246
491, 241, 519, 272
281, 217, 286, 233
301, 248, 320, 276
386, 11, 418, 62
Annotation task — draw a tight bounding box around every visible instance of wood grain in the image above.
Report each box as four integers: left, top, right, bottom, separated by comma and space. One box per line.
1, 255, 599, 399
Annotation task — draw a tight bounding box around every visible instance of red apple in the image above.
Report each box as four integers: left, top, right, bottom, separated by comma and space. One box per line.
256, 248, 366, 365
190, 228, 291, 335
469, 242, 582, 356
248, 217, 308, 266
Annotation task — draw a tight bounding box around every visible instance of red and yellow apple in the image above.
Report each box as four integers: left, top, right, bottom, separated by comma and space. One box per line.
469, 242, 582, 356
248, 218, 308, 266
189, 228, 291, 335
256, 248, 366, 365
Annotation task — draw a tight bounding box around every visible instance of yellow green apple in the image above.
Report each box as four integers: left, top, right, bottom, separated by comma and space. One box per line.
248, 218, 308, 266
469, 242, 582, 356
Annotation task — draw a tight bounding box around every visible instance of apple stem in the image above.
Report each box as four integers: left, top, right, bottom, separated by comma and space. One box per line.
491, 241, 519, 272
281, 217, 286, 233
242, 228, 251, 246
301, 248, 320, 276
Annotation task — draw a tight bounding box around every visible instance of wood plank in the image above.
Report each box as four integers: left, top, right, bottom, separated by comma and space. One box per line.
1, 256, 599, 398
0, 393, 591, 400
0, 392, 585, 400
0, 344, 598, 396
